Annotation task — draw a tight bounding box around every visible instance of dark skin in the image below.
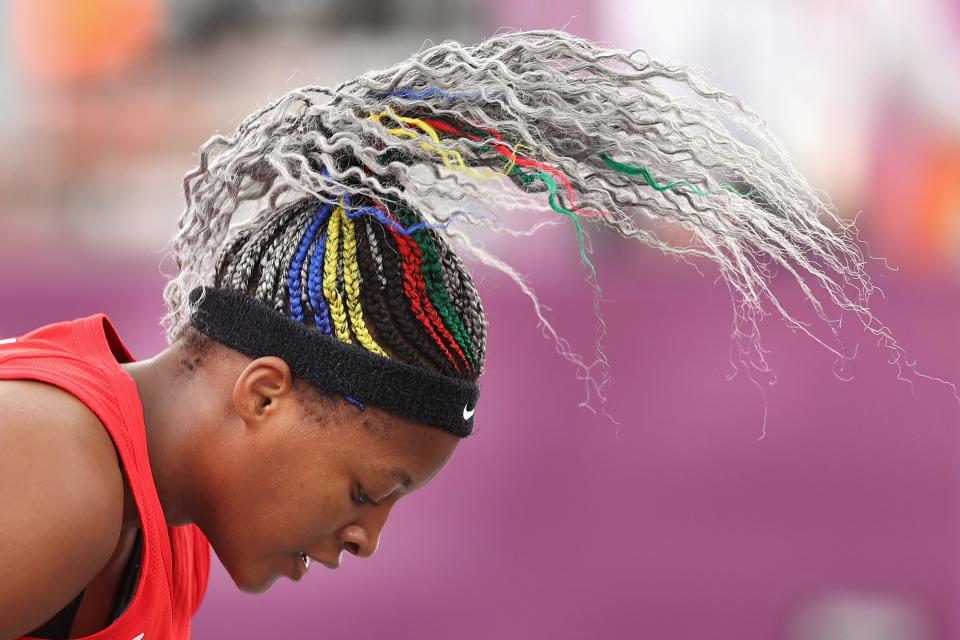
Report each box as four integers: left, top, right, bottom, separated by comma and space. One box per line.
0, 339, 460, 638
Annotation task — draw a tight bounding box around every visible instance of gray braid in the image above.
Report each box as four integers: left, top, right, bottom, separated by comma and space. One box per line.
269, 213, 314, 312
225, 204, 302, 291
364, 220, 388, 289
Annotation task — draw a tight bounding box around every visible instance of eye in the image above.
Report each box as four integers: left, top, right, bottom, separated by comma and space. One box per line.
354, 485, 373, 506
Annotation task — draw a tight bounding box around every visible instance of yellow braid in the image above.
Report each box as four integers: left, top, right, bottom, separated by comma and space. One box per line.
370, 109, 512, 180
339, 207, 388, 357
322, 206, 352, 343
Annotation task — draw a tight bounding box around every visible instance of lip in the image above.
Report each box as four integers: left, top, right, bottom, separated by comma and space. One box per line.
291, 553, 339, 578
290, 553, 308, 581
313, 554, 340, 570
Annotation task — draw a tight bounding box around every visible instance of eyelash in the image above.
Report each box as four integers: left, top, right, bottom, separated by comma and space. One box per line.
355, 485, 377, 506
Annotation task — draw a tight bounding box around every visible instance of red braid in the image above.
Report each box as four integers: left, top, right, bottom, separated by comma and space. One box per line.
390, 226, 472, 374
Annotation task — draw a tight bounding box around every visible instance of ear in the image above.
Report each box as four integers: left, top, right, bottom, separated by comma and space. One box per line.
232, 356, 294, 425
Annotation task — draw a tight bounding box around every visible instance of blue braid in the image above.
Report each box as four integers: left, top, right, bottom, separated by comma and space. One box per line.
378, 87, 470, 101
288, 203, 333, 323
308, 227, 333, 334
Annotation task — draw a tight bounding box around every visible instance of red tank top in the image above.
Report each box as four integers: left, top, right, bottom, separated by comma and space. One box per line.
0, 314, 210, 640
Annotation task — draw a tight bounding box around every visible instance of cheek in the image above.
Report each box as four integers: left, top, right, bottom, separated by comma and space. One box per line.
199, 464, 302, 567
291, 474, 351, 537
204, 482, 313, 593
241, 461, 348, 548
205, 436, 353, 559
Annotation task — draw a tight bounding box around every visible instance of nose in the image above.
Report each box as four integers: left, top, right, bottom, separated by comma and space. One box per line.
340, 505, 393, 558
339, 523, 380, 558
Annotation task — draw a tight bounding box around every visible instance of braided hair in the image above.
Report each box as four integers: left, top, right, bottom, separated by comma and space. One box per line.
163, 29, 907, 398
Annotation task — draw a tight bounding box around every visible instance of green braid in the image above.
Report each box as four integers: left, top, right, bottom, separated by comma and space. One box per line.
394, 204, 478, 371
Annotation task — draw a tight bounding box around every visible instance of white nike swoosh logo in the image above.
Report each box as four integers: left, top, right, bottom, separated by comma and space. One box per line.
131, 634, 145, 640
462, 404, 476, 420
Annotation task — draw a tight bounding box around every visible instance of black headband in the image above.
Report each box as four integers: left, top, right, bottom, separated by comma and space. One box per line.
187, 286, 479, 437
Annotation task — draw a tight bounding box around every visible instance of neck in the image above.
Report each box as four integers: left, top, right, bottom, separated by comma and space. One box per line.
121, 349, 198, 529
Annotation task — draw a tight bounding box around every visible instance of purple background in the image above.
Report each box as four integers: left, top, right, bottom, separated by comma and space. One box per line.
1, 237, 957, 639
3, 0, 960, 637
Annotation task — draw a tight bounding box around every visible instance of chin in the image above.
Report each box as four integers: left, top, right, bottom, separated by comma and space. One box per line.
222, 556, 280, 594
236, 575, 279, 595
233, 570, 280, 594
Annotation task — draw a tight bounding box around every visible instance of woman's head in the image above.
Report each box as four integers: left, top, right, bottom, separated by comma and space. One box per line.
159, 29, 899, 591
172, 326, 461, 593
165, 194, 486, 591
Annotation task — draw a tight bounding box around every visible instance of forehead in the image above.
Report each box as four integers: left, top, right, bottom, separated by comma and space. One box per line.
355, 408, 460, 489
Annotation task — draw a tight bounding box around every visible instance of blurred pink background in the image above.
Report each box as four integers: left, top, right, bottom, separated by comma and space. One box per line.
2, 1, 960, 638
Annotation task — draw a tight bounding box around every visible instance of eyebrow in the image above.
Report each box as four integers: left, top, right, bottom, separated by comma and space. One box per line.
386, 466, 413, 490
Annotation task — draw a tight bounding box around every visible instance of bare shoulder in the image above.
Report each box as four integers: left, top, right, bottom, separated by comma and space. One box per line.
0, 379, 124, 639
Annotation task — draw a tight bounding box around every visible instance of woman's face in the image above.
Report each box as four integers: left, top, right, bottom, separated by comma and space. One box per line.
193, 355, 461, 594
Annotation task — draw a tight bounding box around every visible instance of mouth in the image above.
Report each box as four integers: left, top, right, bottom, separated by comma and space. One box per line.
294, 551, 340, 577
290, 553, 308, 581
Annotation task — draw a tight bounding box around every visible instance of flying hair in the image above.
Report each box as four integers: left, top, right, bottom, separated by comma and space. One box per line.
161, 29, 932, 413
